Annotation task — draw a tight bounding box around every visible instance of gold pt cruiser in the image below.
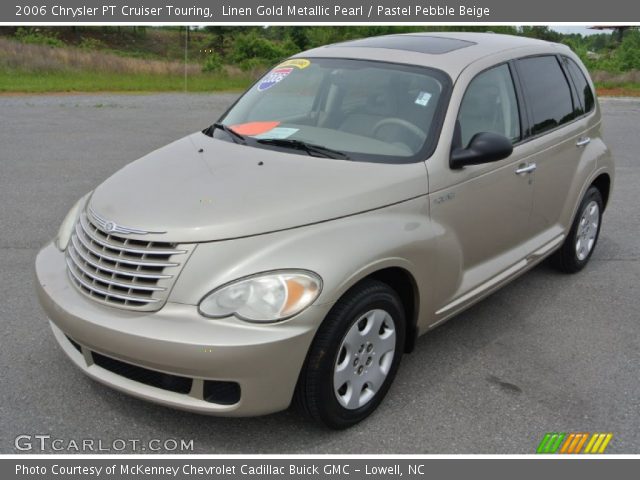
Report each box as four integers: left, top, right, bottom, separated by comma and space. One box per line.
35, 33, 614, 429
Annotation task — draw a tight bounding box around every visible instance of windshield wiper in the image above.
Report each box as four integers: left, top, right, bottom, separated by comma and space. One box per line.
210, 122, 246, 144
256, 138, 350, 159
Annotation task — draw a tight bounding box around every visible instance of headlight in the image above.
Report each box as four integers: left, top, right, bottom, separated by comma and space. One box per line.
55, 193, 91, 251
199, 270, 322, 323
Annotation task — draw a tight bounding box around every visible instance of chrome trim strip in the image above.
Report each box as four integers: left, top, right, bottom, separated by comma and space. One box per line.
80, 214, 185, 255
88, 205, 167, 235
73, 229, 179, 268
67, 248, 166, 292
527, 234, 565, 259
435, 259, 528, 316
68, 241, 172, 280
66, 257, 160, 304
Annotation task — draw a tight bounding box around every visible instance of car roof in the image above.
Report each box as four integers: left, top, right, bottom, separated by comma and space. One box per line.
296, 32, 571, 78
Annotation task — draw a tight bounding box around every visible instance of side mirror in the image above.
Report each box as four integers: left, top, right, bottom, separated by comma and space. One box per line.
450, 132, 513, 169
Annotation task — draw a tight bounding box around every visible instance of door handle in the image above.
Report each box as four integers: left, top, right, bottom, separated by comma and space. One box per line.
515, 163, 537, 175
576, 136, 591, 147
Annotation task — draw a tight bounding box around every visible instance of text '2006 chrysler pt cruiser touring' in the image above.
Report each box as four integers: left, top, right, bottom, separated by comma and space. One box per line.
36, 33, 614, 429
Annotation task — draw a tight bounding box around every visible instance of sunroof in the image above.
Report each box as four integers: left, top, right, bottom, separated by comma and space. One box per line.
334, 35, 476, 55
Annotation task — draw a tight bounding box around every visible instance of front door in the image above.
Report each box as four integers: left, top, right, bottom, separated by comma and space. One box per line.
429, 63, 535, 317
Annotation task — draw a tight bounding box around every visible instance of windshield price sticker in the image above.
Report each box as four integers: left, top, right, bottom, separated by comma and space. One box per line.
257, 67, 294, 91
415, 91, 432, 107
254, 127, 299, 139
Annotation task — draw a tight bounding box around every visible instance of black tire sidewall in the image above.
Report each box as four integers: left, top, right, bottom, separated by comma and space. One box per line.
567, 187, 604, 270
303, 281, 406, 429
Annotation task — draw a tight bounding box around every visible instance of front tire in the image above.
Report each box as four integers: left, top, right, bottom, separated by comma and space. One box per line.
552, 186, 604, 273
295, 280, 406, 429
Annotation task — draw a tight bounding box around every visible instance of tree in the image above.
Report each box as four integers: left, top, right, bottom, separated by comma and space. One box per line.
519, 26, 562, 42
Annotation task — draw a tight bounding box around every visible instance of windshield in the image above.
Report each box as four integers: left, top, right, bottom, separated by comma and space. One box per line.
212, 58, 450, 163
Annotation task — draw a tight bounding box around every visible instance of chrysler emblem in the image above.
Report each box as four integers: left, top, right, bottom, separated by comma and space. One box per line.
103, 221, 117, 233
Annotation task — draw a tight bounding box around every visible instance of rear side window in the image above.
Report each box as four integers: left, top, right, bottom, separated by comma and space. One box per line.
517, 56, 576, 135
563, 57, 595, 115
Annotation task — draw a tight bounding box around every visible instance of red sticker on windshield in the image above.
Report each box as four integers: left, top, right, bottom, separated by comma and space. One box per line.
230, 121, 281, 136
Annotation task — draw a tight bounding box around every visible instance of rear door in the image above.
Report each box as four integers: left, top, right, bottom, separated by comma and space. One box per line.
514, 55, 595, 239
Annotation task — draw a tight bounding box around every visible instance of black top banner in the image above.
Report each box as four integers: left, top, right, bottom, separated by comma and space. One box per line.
2, 0, 639, 23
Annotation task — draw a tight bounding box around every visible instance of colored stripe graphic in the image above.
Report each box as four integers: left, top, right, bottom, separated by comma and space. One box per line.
560, 433, 576, 453
572, 433, 590, 453
537, 433, 612, 454
598, 434, 613, 453
584, 433, 613, 454
566, 433, 588, 453
536, 433, 553, 453
536, 433, 566, 453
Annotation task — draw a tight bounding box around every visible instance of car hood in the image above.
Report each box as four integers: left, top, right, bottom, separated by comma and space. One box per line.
88, 133, 428, 243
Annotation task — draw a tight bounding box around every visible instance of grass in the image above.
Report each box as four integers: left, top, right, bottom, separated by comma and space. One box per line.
6, 28, 213, 63
595, 82, 640, 97
592, 70, 640, 96
0, 37, 255, 93
4, 71, 636, 96
0, 69, 253, 93
1, 36, 639, 96
0, 37, 199, 75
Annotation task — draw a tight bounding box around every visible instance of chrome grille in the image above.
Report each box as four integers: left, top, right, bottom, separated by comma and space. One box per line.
66, 211, 193, 311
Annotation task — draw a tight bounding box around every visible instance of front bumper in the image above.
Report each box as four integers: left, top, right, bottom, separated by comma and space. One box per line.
35, 243, 329, 416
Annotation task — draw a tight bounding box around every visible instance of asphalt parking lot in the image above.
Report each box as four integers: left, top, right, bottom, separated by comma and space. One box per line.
0, 94, 638, 454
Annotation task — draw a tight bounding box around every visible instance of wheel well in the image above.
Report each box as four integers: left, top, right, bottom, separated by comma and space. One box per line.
367, 267, 419, 354
591, 173, 611, 210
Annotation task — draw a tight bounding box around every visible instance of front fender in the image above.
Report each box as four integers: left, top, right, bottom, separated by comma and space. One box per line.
169, 196, 440, 332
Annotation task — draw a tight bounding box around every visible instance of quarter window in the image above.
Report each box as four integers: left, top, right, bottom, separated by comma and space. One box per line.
517, 56, 576, 135
563, 57, 595, 115
457, 64, 521, 148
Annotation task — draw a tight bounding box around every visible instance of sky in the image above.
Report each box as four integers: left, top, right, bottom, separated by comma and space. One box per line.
551, 26, 609, 36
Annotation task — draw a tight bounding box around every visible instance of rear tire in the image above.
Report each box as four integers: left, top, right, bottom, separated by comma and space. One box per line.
295, 279, 405, 429
552, 186, 603, 273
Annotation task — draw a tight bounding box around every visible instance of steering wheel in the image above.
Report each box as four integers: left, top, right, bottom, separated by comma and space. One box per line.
372, 118, 427, 146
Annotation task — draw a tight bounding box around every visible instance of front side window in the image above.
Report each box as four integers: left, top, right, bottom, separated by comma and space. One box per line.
457, 63, 521, 148
517, 56, 576, 135
214, 58, 450, 163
